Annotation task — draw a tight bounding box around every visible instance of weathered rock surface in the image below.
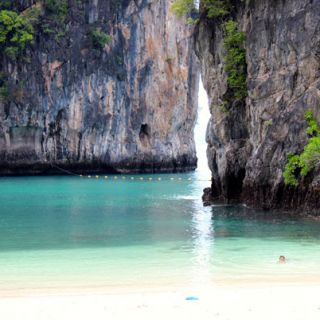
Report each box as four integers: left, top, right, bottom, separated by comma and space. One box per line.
0, 0, 198, 175
196, 0, 320, 213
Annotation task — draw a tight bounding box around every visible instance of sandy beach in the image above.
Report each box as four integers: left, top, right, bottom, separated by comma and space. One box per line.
1, 283, 320, 320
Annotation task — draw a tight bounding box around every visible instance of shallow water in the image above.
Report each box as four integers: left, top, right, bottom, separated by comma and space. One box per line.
0, 172, 320, 294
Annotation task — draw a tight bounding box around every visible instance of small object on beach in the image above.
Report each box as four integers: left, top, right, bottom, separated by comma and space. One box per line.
278, 255, 286, 264
185, 296, 199, 301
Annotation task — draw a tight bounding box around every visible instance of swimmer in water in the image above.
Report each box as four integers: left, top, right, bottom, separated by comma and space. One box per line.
278, 255, 286, 264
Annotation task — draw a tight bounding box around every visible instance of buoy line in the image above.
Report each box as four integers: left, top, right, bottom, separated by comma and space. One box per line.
80, 175, 211, 182
50, 162, 211, 182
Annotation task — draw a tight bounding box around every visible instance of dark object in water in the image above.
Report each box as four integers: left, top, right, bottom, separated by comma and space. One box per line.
202, 187, 213, 206
278, 255, 286, 264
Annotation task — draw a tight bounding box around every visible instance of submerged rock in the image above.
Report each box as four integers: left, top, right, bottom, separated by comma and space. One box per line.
202, 187, 213, 207
0, 0, 199, 175
196, 0, 320, 213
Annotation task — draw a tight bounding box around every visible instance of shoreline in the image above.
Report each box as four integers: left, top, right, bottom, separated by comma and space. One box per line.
2, 277, 320, 298
1, 283, 320, 320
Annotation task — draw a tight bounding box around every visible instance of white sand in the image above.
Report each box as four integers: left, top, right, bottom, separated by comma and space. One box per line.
1, 283, 320, 320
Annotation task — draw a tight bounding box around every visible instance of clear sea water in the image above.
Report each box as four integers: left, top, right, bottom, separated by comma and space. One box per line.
1, 82, 320, 295
1, 171, 320, 294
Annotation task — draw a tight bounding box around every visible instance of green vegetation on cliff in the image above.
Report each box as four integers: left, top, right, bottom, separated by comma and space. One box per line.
0, 9, 38, 59
0, 1, 111, 60
44, 0, 68, 23
0, 1, 11, 10
172, 1, 247, 102
41, 0, 69, 36
203, 0, 229, 18
171, 0, 195, 18
0, 72, 8, 102
90, 29, 112, 49
171, 0, 229, 19
284, 111, 320, 186
223, 20, 247, 100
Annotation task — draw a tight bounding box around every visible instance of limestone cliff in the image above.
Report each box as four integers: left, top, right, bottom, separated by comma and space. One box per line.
0, 0, 198, 175
196, 0, 320, 213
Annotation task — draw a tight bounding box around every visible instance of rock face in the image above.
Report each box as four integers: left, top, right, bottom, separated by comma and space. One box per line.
196, 0, 320, 213
0, 0, 198, 175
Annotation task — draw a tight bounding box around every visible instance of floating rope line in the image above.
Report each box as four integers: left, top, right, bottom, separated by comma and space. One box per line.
49, 162, 211, 182
50, 163, 80, 177
81, 174, 210, 182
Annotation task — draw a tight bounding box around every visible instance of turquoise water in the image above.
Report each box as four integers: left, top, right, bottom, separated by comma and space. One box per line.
1, 172, 320, 294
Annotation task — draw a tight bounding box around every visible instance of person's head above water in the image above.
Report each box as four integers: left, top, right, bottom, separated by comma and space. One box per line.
278, 255, 286, 264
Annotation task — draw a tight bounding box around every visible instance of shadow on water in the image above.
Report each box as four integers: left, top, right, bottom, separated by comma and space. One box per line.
210, 205, 320, 241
